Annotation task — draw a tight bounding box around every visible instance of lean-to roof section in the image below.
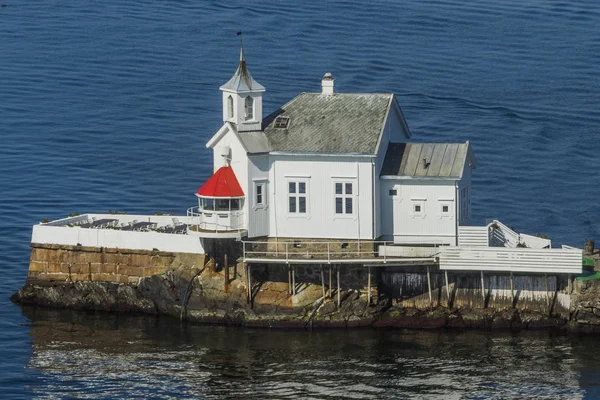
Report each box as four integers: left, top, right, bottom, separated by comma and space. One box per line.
381, 142, 474, 179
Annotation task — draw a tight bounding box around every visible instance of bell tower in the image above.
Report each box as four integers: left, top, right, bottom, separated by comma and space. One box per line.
220, 47, 265, 132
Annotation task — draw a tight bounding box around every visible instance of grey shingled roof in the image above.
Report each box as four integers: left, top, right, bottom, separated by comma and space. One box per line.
238, 130, 271, 153
261, 93, 393, 154
220, 49, 265, 93
381, 142, 472, 178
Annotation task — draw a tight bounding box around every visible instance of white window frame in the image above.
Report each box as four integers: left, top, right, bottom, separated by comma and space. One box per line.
333, 180, 355, 217
253, 180, 268, 210
438, 199, 454, 219
410, 198, 426, 219
244, 96, 254, 121
287, 179, 309, 217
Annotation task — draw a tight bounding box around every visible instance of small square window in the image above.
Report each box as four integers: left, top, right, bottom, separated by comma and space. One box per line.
335, 183, 343, 195
442, 205, 449, 213
298, 182, 306, 194
345, 183, 352, 195
414, 205, 421, 213
389, 189, 397, 196
289, 182, 296, 194
274, 116, 290, 128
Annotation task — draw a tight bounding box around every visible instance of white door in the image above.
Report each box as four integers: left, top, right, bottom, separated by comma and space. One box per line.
381, 183, 402, 240
249, 181, 269, 237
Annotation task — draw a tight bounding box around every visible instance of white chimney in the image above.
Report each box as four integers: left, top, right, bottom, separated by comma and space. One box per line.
321, 72, 334, 96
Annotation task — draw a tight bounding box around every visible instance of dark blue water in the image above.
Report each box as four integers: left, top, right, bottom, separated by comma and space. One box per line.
2, 0, 600, 397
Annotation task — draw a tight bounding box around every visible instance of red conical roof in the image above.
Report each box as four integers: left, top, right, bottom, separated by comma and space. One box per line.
196, 166, 244, 198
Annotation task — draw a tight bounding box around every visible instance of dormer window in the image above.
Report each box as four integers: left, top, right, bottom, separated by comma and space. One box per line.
227, 95, 234, 119
245, 96, 254, 121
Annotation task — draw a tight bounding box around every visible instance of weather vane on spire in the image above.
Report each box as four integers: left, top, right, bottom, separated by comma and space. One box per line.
237, 31, 245, 62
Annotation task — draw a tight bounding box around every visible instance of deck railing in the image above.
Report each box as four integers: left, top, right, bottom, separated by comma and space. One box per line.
489, 220, 520, 248
458, 225, 490, 247
187, 206, 245, 233
241, 240, 438, 264
487, 220, 551, 249
440, 246, 582, 274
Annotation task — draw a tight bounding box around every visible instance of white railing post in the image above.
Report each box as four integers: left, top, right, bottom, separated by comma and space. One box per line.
384, 242, 387, 263
285, 242, 289, 263
327, 242, 331, 263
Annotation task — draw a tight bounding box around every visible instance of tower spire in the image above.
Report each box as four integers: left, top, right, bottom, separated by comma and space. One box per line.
220, 36, 265, 132
237, 31, 244, 62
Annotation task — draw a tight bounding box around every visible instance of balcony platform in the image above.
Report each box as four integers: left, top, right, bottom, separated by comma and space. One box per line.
242, 240, 438, 265
187, 224, 247, 239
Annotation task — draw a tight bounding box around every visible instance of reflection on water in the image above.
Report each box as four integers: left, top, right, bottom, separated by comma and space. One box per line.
23, 307, 593, 399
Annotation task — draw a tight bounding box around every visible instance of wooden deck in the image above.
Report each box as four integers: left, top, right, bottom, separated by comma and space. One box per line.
242, 240, 437, 265
187, 224, 247, 239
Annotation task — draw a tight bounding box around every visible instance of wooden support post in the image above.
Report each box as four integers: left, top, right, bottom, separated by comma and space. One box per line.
444, 270, 450, 304
481, 270, 485, 306
329, 266, 333, 299
367, 266, 372, 305
246, 263, 251, 305
224, 253, 229, 293
292, 265, 296, 296
337, 266, 341, 308
510, 271, 514, 307
320, 265, 326, 299
545, 273, 550, 309
426, 266, 432, 305
211, 240, 217, 272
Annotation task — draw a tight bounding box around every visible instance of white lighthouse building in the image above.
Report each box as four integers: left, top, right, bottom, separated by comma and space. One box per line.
188, 47, 477, 246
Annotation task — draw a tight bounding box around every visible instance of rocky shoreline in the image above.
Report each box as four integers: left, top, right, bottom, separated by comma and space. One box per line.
12, 264, 600, 332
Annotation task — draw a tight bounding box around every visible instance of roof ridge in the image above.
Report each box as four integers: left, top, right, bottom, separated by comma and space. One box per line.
301, 92, 393, 96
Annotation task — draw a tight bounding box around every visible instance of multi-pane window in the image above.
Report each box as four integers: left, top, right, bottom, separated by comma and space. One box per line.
288, 181, 307, 214
244, 96, 254, 120
254, 181, 267, 209
256, 184, 263, 205
334, 182, 353, 214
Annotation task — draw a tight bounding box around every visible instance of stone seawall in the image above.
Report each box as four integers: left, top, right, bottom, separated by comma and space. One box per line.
12, 244, 600, 331
26, 243, 205, 285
